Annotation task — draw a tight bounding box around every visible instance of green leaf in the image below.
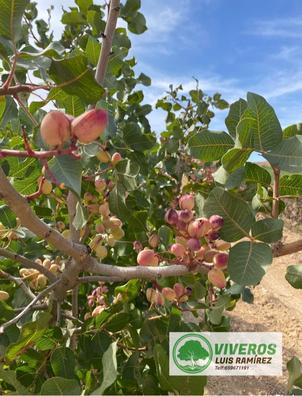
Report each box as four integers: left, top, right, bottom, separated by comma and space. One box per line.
47, 88, 85, 117
62, 10, 86, 25
203, 187, 253, 242
251, 218, 283, 243
287, 357, 302, 392
6, 313, 51, 361
109, 185, 130, 221
114, 279, 141, 302
138, 72, 151, 86
0, 0, 29, 42
105, 312, 131, 332
153, 344, 206, 395
121, 0, 141, 17
73, 202, 88, 231
158, 225, 174, 248
222, 148, 252, 173
228, 241, 272, 286
285, 265, 302, 289
283, 123, 302, 139
264, 136, 302, 173
127, 12, 147, 34
0, 366, 29, 394
86, 35, 100, 66
75, 0, 92, 13
225, 98, 247, 138
188, 130, 234, 161
49, 55, 104, 105
0, 205, 17, 228
40, 377, 81, 395
245, 162, 271, 186
237, 92, 282, 152
279, 175, 302, 196
115, 159, 140, 191
92, 342, 117, 395
48, 156, 82, 197
123, 122, 156, 151
50, 347, 76, 379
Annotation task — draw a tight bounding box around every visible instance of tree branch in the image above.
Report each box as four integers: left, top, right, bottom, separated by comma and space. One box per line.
0, 146, 80, 160
95, 0, 120, 85
0, 270, 35, 299
0, 279, 61, 332
0, 83, 49, 96
0, 168, 89, 263
0, 248, 56, 282
85, 260, 211, 281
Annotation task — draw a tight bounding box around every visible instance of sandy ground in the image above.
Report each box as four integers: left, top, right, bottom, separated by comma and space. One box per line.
206, 228, 302, 395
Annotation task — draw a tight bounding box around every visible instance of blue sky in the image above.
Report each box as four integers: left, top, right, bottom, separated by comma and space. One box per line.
36, 0, 302, 136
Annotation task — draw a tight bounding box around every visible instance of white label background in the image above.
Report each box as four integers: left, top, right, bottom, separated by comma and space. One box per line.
169, 332, 282, 376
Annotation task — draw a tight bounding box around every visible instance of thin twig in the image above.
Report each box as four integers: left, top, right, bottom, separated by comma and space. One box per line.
0, 248, 56, 282
95, 0, 120, 85
1, 53, 18, 92
13, 303, 48, 312
0, 270, 35, 299
0, 279, 61, 332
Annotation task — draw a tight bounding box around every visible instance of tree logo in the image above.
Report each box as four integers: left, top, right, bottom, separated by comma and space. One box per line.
172, 333, 213, 374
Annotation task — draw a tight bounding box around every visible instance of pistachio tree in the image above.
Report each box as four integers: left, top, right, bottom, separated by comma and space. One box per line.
0, 0, 302, 394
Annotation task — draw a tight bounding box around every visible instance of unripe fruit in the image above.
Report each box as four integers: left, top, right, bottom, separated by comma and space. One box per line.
49, 264, 60, 273
111, 227, 124, 241
209, 215, 224, 231
40, 111, 71, 147
173, 283, 186, 299
178, 209, 193, 223
133, 240, 143, 252
37, 274, 47, 289
95, 244, 108, 259
179, 194, 195, 210
83, 192, 94, 203
111, 152, 122, 165
208, 268, 226, 288
137, 249, 158, 266
7, 230, 19, 240
204, 249, 220, 262
146, 288, 154, 302
187, 238, 201, 251
164, 208, 178, 225
146, 288, 164, 305
97, 149, 111, 163
92, 305, 105, 317
107, 235, 116, 247
35, 258, 43, 266
188, 218, 211, 238
87, 204, 99, 214
207, 230, 220, 241
41, 179, 52, 195
108, 216, 123, 229
99, 202, 110, 217
170, 243, 186, 258
95, 223, 105, 233
95, 177, 106, 193
176, 220, 187, 232
43, 259, 51, 269
0, 291, 9, 301
148, 233, 159, 248
62, 229, 71, 240
175, 236, 187, 246
195, 246, 206, 260
162, 287, 176, 301
215, 240, 231, 251
56, 221, 65, 232
71, 108, 108, 144
213, 252, 229, 270
178, 294, 189, 303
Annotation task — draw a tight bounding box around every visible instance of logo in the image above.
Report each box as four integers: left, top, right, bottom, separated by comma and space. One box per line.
170, 332, 282, 376
172, 333, 213, 374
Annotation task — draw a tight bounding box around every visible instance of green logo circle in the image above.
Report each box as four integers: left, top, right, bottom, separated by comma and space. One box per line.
172, 333, 213, 374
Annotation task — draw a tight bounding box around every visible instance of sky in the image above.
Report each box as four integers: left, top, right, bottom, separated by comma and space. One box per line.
35, 0, 302, 138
